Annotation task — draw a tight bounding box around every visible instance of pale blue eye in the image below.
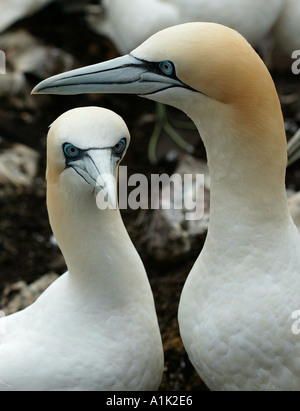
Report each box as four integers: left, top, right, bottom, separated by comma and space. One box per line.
159, 61, 174, 76
63, 143, 80, 159
114, 138, 127, 156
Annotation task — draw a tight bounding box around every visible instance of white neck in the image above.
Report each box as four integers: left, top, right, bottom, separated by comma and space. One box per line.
187, 94, 295, 251
46, 182, 148, 308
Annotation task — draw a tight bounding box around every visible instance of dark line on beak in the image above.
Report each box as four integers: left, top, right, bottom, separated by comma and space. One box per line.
55, 62, 145, 81
70, 166, 92, 186
85, 153, 102, 184
38, 77, 144, 91
139, 83, 199, 96
139, 84, 178, 96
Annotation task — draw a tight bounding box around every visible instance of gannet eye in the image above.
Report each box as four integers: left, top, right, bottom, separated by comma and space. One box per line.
159, 61, 174, 76
114, 138, 127, 156
63, 143, 80, 159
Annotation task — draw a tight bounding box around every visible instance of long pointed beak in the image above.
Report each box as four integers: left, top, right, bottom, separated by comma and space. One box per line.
32, 54, 183, 96
69, 149, 118, 209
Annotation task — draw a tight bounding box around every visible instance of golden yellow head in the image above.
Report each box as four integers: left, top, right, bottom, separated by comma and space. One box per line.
34, 23, 286, 168
132, 22, 275, 105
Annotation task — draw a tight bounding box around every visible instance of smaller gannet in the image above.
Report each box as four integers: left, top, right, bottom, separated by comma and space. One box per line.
0, 106, 163, 391
33, 22, 300, 391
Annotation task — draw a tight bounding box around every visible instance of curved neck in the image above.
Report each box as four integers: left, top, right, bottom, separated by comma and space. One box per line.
46, 181, 147, 306
188, 89, 293, 247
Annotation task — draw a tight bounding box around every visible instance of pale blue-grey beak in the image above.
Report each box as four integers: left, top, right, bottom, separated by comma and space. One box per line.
32, 54, 185, 96
68, 148, 118, 210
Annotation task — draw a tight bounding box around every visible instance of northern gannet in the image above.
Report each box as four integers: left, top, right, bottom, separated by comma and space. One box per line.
33, 22, 300, 391
0, 106, 163, 391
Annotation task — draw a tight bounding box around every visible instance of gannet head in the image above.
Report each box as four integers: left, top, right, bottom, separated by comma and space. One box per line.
47, 106, 130, 209
34, 22, 286, 170
33, 22, 272, 106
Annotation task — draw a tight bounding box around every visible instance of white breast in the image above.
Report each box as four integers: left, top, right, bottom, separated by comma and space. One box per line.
179, 218, 300, 390
0, 272, 163, 391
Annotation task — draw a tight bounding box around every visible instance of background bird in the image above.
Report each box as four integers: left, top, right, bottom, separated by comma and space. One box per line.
90, 0, 284, 51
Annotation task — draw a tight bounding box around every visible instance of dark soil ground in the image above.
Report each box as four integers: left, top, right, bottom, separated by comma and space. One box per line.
0, 2, 299, 391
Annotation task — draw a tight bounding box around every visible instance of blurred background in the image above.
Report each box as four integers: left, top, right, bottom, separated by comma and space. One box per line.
0, 0, 299, 390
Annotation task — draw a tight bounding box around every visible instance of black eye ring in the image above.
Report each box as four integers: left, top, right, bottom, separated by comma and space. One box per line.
114, 138, 127, 156
159, 61, 174, 76
63, 143, 80, 159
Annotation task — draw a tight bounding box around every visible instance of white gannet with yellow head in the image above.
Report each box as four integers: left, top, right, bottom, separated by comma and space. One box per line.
33, 23, 300, 390
0, 106, 163, 391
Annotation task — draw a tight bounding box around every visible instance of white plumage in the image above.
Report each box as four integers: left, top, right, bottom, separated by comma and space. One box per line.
166, 0, 284, 45
33, 22, 300, 391
89, 0, 180, 54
